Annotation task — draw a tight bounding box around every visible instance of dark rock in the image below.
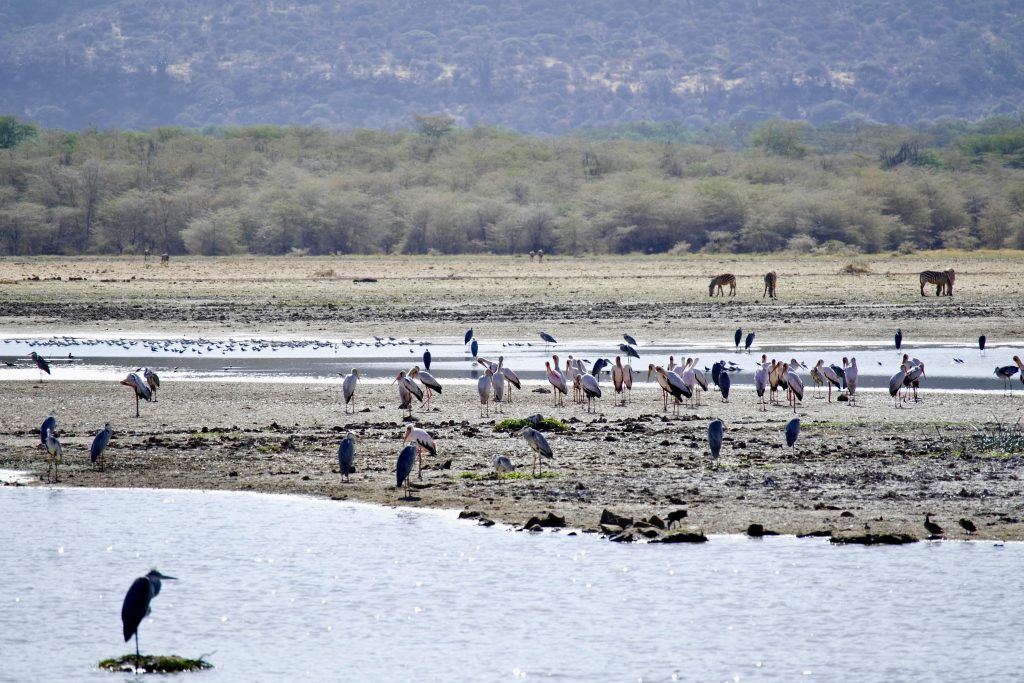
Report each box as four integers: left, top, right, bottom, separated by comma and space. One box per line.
797, 530, 833, 538
646, 515, 666, 529
747, 523, 765, 537
458, 510, 483, 520
830, 533, 918, 546
440, 459, 452, 470
599, 523, 624, 535
228, 471, 238, 477
840, 511, 855, 517
609, 531, 636, 543
639, 528, 660, 539
532, 387, 552, 394
526, 523, 544, 532
654, 531, 708, 544
478, 517, 495, 527
600, 509, 633, 528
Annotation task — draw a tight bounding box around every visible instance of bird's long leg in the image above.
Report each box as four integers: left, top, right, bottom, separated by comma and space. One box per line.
417, 447, 422, 480
135, 632, 140, 674
134, 393, 140, 418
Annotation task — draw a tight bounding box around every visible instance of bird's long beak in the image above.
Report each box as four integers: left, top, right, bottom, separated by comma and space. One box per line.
154, 572, 177, 580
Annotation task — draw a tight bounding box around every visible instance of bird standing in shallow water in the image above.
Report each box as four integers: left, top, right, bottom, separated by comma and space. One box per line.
978, 335, 986, 355
895, 329, 903, 351
121, 569, 177, 673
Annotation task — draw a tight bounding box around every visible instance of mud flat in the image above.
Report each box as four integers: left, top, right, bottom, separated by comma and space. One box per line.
2, 253, 1023, 541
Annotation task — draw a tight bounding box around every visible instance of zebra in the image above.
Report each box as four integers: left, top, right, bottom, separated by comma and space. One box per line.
709, 273, 737, 297
763, 271, 777, 298
919, 269, 954, 296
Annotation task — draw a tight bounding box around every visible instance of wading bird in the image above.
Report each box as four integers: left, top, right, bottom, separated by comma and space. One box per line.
120, 372, 153, 417
44, 431, 62, 483
423, 349, 432, 371
40, 413, 56, 447
492, 454, 514, 474
978, 335, 986, 355
545, 361, 568, 407
91, 423, 113, 471
754, 361, 769, 412
121, 569, 177, 672
612, 356, 627, 406
1016, 356, 1024, 387
28, 351, 51, 381
719, 371, 731, 402
895, 329, 903, 352
470, 339, 479, 358
143, 368, 160, 401
846, 358, 859, 405
464, 328, 474, 345
785, 418, 800, 448
499, 358, 521, 403
409, 365, 442, 410
619, 343, 640, 360
924, 514, 944, 537
623, 334, 638, 347
708, 419, 724, 467
734, 328, 742, 348
338, 432, 356, 482
402, 425, 436, 479
477, 369, 493, 417
744, 332, 755, 352
580, 372, 602, 413
539, 331, 557, 346
785, 363, 804, 413
341, 369, 360, 413
519, 426, 553, 476
905, 362, 926, 402
994, 363, 1019, 395
814, 360, 843, 403
392, 370, 423, 417
396, 444, 417, 499
889, 364, 909, 407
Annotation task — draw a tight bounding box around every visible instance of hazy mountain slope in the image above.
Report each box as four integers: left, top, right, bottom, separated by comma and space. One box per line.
1, 0, 1022, 132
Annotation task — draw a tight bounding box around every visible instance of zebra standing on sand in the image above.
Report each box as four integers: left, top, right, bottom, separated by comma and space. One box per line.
763, 271, 777, 298
709, 273, 737, 297
919, 269, 954, 296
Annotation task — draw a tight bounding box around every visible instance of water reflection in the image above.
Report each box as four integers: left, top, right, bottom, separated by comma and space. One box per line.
0, 487, 1021, 681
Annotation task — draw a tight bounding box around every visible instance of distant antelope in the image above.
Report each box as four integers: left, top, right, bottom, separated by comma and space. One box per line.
709, 273, 736, 297
763, 271, 777, 298
919, 269, 954, 296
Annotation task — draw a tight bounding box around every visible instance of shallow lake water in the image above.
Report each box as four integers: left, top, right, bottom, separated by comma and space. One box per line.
1, 486, 1021, 681
1, 334, 1020, 392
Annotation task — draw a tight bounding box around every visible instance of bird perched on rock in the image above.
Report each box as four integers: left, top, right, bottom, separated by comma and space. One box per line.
121, 569, 177, 672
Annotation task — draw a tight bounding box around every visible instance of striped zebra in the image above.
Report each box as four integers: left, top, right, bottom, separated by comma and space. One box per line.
709, 273, 737, 297
919, 269, 954, 297
763, 271, 777, 298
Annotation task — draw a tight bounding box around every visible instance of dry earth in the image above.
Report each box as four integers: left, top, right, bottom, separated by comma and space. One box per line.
2, 252, 1023, 543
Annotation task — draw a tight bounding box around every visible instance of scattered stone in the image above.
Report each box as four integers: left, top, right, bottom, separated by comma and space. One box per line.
600, 509, 633, 528
478, 517, 495, 527
458, 510, 483, 520
653, 531, 708, 544
609, 531, 636, 543
830, 533, 918, 546
645, 514, 666, 529
599, 523, 624, 535
797, 530, 833, 538
840, 511, 855, 517
524, 512, 565, 529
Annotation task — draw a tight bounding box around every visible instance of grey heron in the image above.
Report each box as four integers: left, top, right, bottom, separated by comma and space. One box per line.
121, 569, 177, 672
464, 328, 474, 345
143, 368, 160, 401
403, 425, 436, 479
539, 331, 557, 345
708, 419, 724, 467
338, 432, 356, 482
623, 334, 638, 347
120, 372, 153, 417
396, 444, 417, 498
44, 431, 62, 483
341, 369, 360, 413
618, 343, 640, 360
28, 351, 51, 381
91, 423, 113, 471
519, 426, 553, 476
785, 418, 800, 448
40, 413, 56, 447
492, 454, 515, 474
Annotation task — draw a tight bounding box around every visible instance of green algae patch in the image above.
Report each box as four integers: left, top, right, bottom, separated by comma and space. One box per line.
99, 655, 213, 674
493, 417, 570, 433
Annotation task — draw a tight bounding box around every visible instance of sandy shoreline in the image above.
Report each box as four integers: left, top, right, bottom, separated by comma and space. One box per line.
2, 253, 1023, 543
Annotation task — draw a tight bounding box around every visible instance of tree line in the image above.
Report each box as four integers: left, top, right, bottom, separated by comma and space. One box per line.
0, 115, 1022, 257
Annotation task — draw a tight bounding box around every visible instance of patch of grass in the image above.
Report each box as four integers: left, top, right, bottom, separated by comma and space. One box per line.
98, 654, 213, 673
459, 472, 479, 479
494, 417, 571, 433
534, 471, 559, 479
500, 471, 529, 479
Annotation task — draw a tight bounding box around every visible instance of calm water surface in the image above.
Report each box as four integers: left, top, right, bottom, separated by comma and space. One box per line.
1, 487, 1021, 682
